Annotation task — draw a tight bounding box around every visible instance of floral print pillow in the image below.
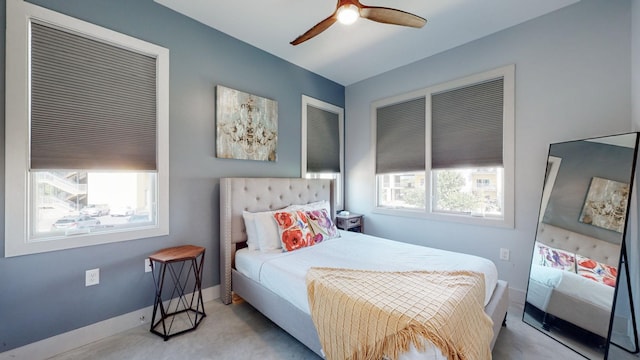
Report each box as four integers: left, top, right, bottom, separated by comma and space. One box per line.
273, 210, 316, 252
576, 254, 617, 287
534, 242, 576, 272
305, 209, 340, 242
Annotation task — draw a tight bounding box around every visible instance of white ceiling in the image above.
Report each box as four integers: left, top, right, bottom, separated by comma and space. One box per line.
154, 0, 580, 86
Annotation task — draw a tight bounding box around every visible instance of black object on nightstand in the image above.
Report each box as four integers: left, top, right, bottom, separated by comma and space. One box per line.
335, 213, 364, 233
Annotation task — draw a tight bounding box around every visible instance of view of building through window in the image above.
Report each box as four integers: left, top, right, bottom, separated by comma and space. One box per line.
378, 172, 426, 209
377, 167, 504, 217
32, 171, 156, 238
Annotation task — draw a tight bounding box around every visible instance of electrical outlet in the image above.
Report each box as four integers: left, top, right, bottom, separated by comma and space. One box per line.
499, 248, 510, 261
85, 268, 100, 286
145, 258, 152, 273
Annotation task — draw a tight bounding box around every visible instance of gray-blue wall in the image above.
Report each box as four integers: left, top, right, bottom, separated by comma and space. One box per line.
0, 0, 344, 351
344, 0, 632, 297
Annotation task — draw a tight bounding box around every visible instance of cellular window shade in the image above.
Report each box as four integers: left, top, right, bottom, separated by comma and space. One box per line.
431, 78, 503, 169
376, 97, 426, 174
306, 105, 340, 172
30, 22, 157, 170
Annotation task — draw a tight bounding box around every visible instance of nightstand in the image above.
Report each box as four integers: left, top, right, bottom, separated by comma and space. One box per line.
335, 213, 364, 233
149, 245, 206, 340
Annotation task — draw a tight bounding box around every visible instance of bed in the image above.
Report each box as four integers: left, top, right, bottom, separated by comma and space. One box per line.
526, 223, 620, 338
220, 177, 509, 359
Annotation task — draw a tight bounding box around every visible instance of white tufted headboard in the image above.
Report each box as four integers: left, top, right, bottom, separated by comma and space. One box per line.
536, 223, 621, 267
219, 177, 333, 304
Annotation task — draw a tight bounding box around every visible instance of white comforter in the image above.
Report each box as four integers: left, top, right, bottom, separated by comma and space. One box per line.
235, 231, 498, 360
236, 230, 498, 312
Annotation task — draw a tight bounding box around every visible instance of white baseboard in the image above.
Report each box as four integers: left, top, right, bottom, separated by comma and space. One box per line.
0, 285, 219, 360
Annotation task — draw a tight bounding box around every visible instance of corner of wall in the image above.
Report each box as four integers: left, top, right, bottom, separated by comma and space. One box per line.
633, 0, 640, 130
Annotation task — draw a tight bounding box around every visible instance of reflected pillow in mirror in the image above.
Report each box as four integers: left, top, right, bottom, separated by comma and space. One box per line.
576, 254, 617, 287
533, 242, 576, 272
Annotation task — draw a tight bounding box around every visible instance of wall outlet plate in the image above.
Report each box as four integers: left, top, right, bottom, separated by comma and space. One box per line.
499, 248, 510, 261
144, 258, 152, 273
85, 268, 100, 286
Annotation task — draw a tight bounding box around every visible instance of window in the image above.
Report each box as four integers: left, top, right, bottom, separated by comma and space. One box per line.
373, 65, 515, 227
5, 0, 169, 256
301, 95, 344, 212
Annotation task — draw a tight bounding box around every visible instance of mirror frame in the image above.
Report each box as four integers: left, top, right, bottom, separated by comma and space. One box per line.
523, 132, 640, 360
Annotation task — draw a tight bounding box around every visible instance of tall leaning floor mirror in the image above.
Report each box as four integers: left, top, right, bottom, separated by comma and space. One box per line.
523, 132, 640, 359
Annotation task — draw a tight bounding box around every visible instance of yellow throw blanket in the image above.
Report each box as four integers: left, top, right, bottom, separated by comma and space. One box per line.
306, 268, 493, 360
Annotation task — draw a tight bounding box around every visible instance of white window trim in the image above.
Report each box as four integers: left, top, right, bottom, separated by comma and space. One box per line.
301, 95, 345, 211
370, 65, 515, 228
5, 0, 170, 257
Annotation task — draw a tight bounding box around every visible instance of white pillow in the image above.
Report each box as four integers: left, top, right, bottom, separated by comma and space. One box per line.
253, 210, 282, 251
242, 211, 260, 251
287, 200, 331, 215
243, 202, 331, 252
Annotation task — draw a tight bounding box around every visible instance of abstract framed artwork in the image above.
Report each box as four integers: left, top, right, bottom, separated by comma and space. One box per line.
579, 176, 629, 233
216, 85, 278, 161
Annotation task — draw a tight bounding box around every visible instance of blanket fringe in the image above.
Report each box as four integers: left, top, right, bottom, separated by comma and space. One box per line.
349, 323, 467, 360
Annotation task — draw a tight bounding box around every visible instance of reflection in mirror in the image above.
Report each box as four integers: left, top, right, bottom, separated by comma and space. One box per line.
523, 133, 639, 360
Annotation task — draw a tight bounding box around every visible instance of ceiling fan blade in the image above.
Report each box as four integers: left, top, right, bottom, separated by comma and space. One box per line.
360, 6, 426, 28
291, 13, 338, 46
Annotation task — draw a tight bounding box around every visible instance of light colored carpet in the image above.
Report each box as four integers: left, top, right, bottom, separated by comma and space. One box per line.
48, 300, 636, 360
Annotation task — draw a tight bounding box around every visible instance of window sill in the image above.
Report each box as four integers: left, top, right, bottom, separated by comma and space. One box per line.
6, 225, 169, 258
372, 207, 514, 229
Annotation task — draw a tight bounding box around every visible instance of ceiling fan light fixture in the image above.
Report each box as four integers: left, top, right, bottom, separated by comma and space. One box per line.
290, 0, 426, 46
337, 4, 359, 25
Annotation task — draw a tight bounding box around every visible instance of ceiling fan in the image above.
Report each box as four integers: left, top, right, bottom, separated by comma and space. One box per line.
290, 0, 426, 46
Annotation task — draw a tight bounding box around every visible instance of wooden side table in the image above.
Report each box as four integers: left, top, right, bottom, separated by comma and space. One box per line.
335, 213, 364, 233
149, 245, 206, 340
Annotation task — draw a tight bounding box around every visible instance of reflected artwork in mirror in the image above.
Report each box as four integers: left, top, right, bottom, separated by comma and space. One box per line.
523, 132, 639, 360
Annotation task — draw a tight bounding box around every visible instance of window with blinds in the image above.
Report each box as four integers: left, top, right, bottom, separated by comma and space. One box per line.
302, 96, 344, 212
431, 78, 504, 170
373, 65, 515, 228
306, 105, 341, 173
376, 97, 426, 174
30, 22, 158, 171
5, 0, 170, 256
